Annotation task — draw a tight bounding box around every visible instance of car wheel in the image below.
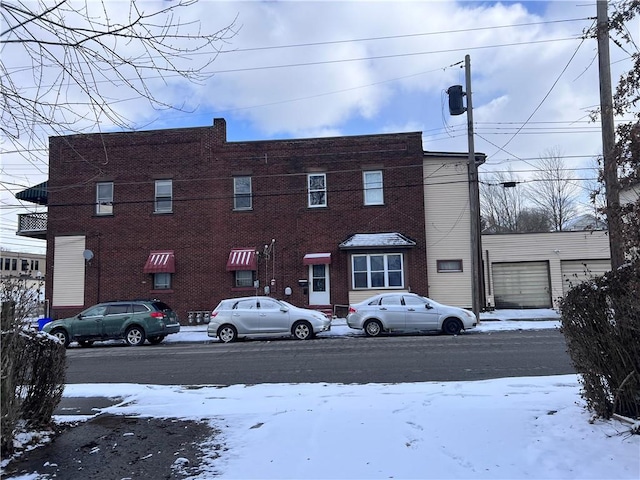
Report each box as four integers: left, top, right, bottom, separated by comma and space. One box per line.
442, 318, 463, 335
147, 336, 165, 345
292, 321, 313, 340
50, 328, 70, 348
125, 326, 146, 346
364, 319, 383, 337
78, 340, 94, 348
218, 325, 237, 343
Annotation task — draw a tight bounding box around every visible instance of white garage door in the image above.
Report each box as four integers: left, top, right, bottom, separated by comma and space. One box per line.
492, 261, 551, 309
561, 259, 611, 295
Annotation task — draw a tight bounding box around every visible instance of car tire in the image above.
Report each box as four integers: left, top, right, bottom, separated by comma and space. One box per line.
125, 326, 146, 346
364, 319, 383, 337
50, 328, 70, 348
218, 325, 237, 343
442, 318, 463, 335
292, 321, 313, 340
78, 340, 94, 348
147, 336, 166, 345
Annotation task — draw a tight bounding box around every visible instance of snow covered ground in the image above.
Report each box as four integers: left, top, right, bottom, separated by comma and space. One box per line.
5, 310, 640, 479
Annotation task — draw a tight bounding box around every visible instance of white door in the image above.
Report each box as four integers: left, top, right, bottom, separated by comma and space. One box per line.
309, 264, 330, 305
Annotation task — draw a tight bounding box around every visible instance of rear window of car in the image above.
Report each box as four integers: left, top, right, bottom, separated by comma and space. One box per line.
151, 301, 172, 312
133, 304, 149, 313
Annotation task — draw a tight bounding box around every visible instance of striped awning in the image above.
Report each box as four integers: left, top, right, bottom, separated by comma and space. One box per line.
226, 248, 257, 271
143, 251, 175, 273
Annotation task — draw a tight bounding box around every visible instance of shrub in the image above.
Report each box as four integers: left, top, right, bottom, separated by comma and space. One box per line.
560, 260, 640, 420
1, 299, 66, 456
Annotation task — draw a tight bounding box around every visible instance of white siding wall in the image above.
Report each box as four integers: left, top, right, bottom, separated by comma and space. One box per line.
482, 231, 610, 308
52, 235, 85, 307
424, 157, 473, 307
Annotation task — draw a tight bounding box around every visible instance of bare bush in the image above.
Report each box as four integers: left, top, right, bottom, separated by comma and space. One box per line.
1, 293, 66, 456
560, 260, 640, 420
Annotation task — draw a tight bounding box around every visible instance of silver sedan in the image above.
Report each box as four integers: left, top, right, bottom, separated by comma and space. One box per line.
207, 296, 331, 343
347, 293, 477, 336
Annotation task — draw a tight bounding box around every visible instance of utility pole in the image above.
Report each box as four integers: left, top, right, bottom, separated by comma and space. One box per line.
447, 55, 483, 320
597, 0, 624, 269
465, 55, 482, 321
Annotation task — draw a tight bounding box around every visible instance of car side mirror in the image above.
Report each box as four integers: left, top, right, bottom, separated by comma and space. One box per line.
280, 307, 289, 312
77, 313, 83, 319
425, 304, 433, 310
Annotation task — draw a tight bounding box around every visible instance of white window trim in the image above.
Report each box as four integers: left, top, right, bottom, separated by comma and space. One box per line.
155, 179, 173, 213
351, 253, 404, 289
96, 182, 113, 215
307, 173, 327, 208
234, 176, 252, 210
363, 170, 384, 205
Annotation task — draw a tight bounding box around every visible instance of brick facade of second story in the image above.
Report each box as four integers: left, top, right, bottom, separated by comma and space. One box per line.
46, 119, 428, 322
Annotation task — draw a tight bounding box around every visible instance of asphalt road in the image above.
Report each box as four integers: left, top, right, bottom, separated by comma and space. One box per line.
62, 329, 574, 385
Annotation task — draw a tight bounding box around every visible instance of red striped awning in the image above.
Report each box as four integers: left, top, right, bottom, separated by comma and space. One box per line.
227, 248, 257, 271
303, 253, 332, 265
143, 251, 175, 273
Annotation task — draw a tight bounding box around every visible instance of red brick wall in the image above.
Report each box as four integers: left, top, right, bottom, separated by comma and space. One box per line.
46, 119, 428, 323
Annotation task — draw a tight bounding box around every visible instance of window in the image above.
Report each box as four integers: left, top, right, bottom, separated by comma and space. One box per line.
106, 304, 131, 315
153, 272, 172, 290
308, 173, 327, 208
363, 170, 384, 205
437, 260, 463, 273
32, 260, 39, 271
234, 176, 252, 210
21, 259, 29, 271
83, 305, 107, 317
11, 259, 17, 271
312, 264, 326, 292
235, 270, 254, 288
155, 180, 173, 213
352, 253, 404, 289
96, 182, 113, 215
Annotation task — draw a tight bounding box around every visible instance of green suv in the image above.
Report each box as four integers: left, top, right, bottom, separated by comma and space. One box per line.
43, 300, 180, 348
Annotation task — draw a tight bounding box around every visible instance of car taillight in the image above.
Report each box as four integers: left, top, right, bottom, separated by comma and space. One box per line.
211, 311, 218, 318
348, 307, 357, 314
150, 312, 165, 319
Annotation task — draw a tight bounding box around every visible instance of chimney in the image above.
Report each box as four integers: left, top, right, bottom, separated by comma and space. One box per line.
213, 118, 227, 144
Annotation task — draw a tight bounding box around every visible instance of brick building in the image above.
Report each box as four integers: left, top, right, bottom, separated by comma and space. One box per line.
37, 118, 429, 322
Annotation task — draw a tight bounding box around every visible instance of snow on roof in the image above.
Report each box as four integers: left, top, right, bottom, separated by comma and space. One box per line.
339, 232, 416, 249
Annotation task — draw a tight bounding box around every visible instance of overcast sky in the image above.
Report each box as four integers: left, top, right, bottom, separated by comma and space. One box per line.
1, 0, 637, 255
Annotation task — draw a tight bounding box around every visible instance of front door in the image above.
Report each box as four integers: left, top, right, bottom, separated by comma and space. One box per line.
309, 264, 330, 305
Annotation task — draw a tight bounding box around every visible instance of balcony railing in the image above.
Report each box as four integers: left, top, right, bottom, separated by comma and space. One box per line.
17, 212, 47, 239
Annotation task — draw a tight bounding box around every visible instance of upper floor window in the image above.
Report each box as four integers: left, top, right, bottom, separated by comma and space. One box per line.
155, 180, 173, 213
234, 176, 252, 210
96, 182, 113, 215
352, 253, 404, 289
308, 173, 327, 208
363, 170, 384, 205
